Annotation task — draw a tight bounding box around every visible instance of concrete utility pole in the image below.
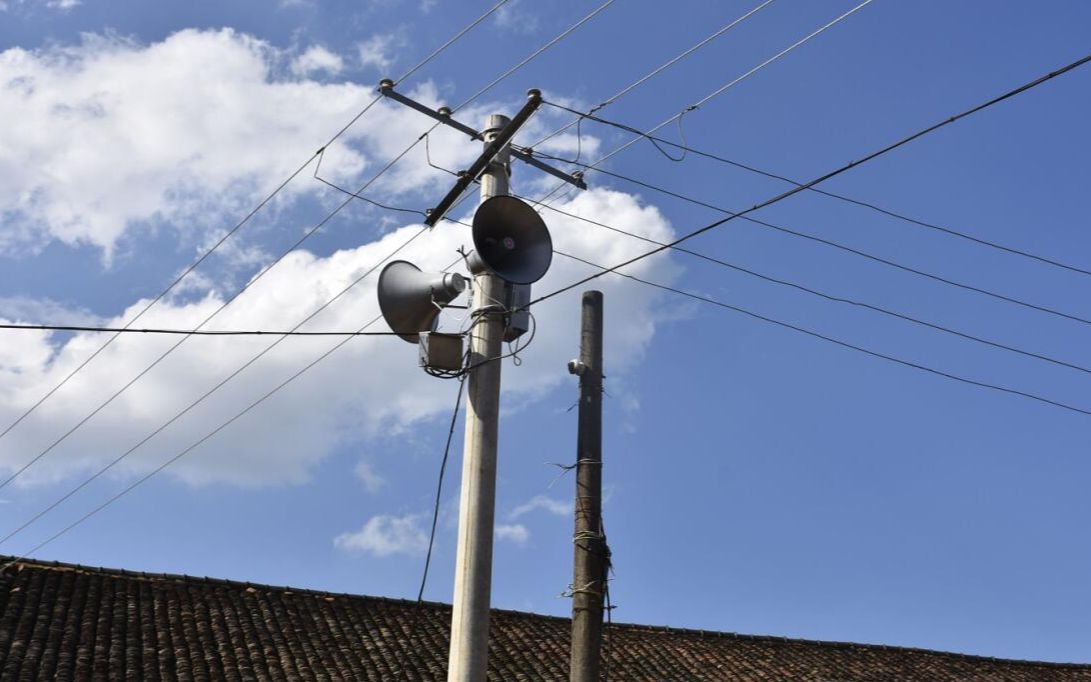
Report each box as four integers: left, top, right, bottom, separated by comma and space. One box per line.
568, 290, 606, 682
446, 114, 511, 682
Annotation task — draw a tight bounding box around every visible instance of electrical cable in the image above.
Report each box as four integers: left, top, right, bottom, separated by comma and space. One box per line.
0, 132, 434, 495
450, 0, 618, 113
0, 0, 510, 466
521, 196, 1091, 377
313, 151, 430, 217
527, 0, 776, 150
525, 150, 1091, 329
537, 104, 1091, 280
0, 323, 405, 337
390, 371, 467, 679
392, 0, 512, 87
530, 0, 875, 207
0, 0, 594, 496
0, 0, 610, 551
0, 229, 430, 548
0, 312, 386, 573
527, 52, 1091, 308
416, 374, 466, 603
0, 154, 317, 452
553, 248, 1091, 419
0, 250, 469, 570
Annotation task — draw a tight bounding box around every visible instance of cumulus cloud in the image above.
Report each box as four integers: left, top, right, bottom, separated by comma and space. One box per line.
511, 494, 573, 519
0, 28, 606, 261
334, 513, 428, 556
291, 46, 344, 77
0, 29, 680, 496
0, 186, 678, 488
495, 524, 529, 545
0, 29, 464, 259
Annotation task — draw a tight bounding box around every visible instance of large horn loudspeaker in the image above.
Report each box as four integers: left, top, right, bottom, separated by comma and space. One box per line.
468, 195, 552, 285
378, 260, 466, 343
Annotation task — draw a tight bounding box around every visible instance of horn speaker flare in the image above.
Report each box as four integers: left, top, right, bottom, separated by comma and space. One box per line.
468, 195, 552, 285
377, 260, 467, 343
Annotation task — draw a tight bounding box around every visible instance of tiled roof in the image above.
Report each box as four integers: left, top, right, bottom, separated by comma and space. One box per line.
1, 556, 1089, 681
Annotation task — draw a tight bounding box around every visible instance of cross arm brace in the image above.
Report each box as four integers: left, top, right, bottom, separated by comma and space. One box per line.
379, 80, 587, 193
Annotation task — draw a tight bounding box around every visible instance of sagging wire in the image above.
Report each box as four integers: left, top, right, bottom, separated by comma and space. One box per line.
313, 147, 431, 218
425, 131, 460, 177
394, 370, 467, 680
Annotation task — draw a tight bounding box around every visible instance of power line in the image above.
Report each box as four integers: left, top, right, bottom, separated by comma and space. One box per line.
528, 0, 776, 149
390, 372, 466, 679
0, 248, 463, 566
521, 197, 1091, 377
0, 228, 431, 548
451, 0, 618, 112
0, 323, 407, 337
417, 376, 466, 603
0, 3, 611, 546
392, 0, 512, 87
0, 0, 510, 458
0, 312, 386, 573
528, 52, 1091, 308
533, 0, 875, 208
526, 151, 1091, 328
0, 131, 434, 495
536, 103, 1091, 280
688, 0, 874, 114
553, 249, 1091, 419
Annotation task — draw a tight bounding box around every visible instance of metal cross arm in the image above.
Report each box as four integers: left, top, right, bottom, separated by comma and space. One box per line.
379, 80, 588, 204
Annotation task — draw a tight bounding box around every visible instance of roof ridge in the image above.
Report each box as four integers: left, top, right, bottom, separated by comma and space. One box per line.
0, 554, 447, 610
5, 554, 1089, 670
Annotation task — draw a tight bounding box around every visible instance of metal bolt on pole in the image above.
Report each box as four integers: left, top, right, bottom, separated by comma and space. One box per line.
569, 290, 605, 682
446, 114, 511, 682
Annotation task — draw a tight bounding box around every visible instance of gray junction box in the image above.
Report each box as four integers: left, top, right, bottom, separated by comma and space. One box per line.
503, 282, 531, 342
419, 332, 464, 372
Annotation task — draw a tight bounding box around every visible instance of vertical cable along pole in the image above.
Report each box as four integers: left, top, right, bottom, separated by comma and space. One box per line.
569, 290, 605, 682
446, 114, 511, 682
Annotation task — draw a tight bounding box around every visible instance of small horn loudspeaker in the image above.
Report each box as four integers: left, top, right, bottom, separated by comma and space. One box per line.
378, 260, 466, 343
468, 195, 552, 284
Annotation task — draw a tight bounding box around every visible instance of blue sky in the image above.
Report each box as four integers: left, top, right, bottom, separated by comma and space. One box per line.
1, 0, 1090, 665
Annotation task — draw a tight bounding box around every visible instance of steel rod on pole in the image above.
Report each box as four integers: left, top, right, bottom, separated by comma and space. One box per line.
446, 113, 511, 682
569, 290, 605, 682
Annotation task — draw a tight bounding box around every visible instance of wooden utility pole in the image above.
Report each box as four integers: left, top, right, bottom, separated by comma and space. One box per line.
569, 290, 605, 682
446, 113, 511, 682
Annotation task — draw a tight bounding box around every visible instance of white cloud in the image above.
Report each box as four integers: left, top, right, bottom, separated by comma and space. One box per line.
357, 35, 395, 72
495, 523, 529, 545
0, 186, 678, 489
511, 494, 572, 519
0, 29, 681, 498
0, 296, 102, 327
0, 28, 602, 261
0, 30, 399, 259
334, 513, 428, 556
291, 46, 343, 77
353, 459, 387, 493
46, 0, 79, 8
